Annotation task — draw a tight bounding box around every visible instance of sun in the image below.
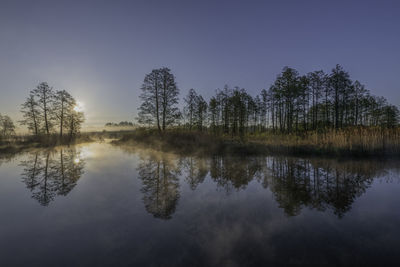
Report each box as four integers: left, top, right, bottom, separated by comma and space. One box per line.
73, 101, 85, 112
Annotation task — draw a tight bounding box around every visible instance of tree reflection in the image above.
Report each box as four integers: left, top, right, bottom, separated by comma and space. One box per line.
120, 145, 397, 219
209, 156, 263, 193
20, 148, 85, 206
180, 157, 208, 190
209, 156, 381, 217
137, 151, 180, 220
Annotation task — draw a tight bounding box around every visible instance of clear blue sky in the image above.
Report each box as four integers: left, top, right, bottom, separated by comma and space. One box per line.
1, 0, 399, 128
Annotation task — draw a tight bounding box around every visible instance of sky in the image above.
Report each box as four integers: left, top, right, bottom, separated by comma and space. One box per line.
1, 0, 399, 129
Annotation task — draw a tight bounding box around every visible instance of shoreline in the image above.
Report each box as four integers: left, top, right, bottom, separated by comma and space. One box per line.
112, 129, 400, 159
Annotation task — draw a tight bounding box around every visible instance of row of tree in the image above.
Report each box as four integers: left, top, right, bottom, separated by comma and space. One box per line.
137, 65, 399, 135
105, 121, 134, 127
20, 82, 84, 138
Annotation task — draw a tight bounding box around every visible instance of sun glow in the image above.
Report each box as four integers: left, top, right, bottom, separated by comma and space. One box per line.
73, 101, 85, 112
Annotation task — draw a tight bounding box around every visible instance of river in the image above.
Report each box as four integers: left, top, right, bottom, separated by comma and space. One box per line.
0, 142, 399, 266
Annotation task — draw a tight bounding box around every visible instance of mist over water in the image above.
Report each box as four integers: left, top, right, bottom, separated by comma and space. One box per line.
1, 142, 400, 266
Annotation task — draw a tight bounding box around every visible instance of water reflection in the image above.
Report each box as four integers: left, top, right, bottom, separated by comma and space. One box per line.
180, 157, 208, 190
130, 146, 395, 219
212, 156, 391, 217
0, 152, 15, 167
19, 148, 85, 206
137, 150, 180, 219
262, 157, 378, 217
1, 144, 399, 266
8, 144, 398, 216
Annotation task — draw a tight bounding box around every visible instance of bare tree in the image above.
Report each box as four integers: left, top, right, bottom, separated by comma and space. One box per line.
0, 114, 16, 140
54, 90, 74, 137
20, 94, 40, 135
137, 68, 180, 132
33, 82, 55, 135
184, 88, 198, 130
66, 103, 85, 141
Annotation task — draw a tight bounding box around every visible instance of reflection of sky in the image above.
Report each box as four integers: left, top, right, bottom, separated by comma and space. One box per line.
0, 143, 400, 265
1, 0, 400, 129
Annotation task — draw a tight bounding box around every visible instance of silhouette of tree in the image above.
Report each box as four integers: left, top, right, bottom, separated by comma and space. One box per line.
137, 67, 180, 132
33, 82, 55, 135
53, 90, 75, 137
0, 113, 16, 141
20, 94, 41, 135
177, 64, 399, 136
20, 82, 85, 138
66, 105, 84, 141
184, 88, 198, 130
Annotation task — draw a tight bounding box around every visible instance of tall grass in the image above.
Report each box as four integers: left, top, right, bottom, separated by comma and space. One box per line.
115, 126, 400, 157
247, 127, 400, 156
0, 133, 93, 154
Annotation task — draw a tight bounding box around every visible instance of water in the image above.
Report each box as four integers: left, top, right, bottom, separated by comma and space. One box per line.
0, 142, 399, 266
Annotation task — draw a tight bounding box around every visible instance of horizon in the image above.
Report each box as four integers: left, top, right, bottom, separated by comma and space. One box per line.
1, 0, 399, 130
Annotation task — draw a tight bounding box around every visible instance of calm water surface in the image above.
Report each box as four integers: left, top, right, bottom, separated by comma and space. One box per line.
0, 142, 400, 266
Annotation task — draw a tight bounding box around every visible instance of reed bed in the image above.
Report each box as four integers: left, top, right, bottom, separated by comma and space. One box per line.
116, 127, 400, 157
251, 127, 400, 156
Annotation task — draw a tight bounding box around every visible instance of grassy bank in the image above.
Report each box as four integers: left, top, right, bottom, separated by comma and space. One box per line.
113, 127, 400, 157
0, 133, 94, 154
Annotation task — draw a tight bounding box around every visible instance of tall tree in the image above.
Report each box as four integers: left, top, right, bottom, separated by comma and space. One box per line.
208, 96, 219, 135
159, 67, 180, 131
195, 95, 208, 131
184, 88, 198, 130
66, 106, 84, 141
138, 69, 161, 130
307, 70, 326, 129
20, 94, 40, 135
138, 68, 180, 132
352, 80, 367, 126
54, 90, 74, 137
33, 82, 55, 135
329, 65, 352, 129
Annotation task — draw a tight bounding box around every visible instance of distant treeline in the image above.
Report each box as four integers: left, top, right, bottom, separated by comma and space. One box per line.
138, 65, 399, 136
105, 121, 135, 127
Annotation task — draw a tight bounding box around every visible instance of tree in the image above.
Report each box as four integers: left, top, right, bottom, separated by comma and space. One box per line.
138, 68, 180, 132
33, 82, 55, 135
208, 96, 219, 134
54, 90, 74, 137
184, 88, 198, 130
138, 69, 161, 130
20, 83, 85, 141
0, 114, 15, 140
270, 67, 300, 133
195, 95, 208, 131
381, 105, 400, 128
329, 65, 352, 129
218, 85, 232, 134
20, 94, 40, 135
307, 70, 326, 129
66, 107, 84, 141
159, 67, 180, 130
352, 81, 367, 126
